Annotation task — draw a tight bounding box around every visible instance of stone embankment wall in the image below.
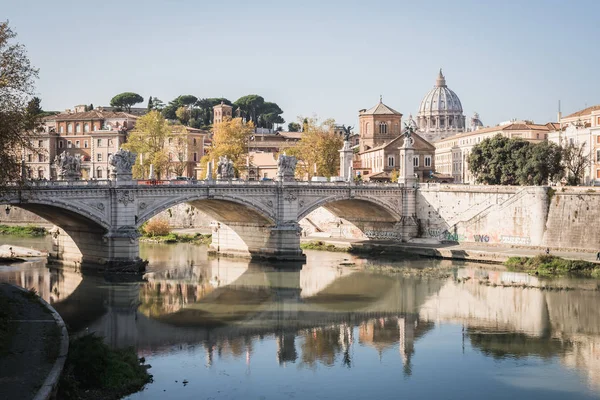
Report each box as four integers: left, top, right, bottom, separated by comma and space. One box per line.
417, 184, 549, 246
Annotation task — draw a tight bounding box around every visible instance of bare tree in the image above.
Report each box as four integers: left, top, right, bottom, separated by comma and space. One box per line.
561, 141, 590, 185
0, 21, 39, 187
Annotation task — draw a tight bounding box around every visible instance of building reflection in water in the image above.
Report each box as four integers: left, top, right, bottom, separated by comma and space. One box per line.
2, 254, 600, 393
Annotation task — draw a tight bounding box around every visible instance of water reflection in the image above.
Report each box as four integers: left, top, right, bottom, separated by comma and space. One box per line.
1, 241, 600, 398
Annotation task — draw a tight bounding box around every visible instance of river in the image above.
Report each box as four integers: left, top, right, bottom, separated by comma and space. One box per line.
1, 237, 599, 399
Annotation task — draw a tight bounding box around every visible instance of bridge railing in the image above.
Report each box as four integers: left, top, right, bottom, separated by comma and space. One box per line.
13, 179, 407, 189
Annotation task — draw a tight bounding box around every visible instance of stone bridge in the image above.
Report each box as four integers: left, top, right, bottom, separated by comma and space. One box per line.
0, 180, 416, 269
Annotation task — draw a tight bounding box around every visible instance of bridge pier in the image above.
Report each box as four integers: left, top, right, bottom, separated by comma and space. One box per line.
209, 222, 305, 261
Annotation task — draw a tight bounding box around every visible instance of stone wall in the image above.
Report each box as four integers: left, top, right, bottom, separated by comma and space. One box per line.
416, 184, 549, 246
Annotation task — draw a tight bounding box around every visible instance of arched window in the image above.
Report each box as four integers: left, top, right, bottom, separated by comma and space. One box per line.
388, 156, 394, 167
59, 126, 64, 134
365, 122, 370, 135
37, 168, 44, 179
379, 122, 388, 134
96, 167, 103, 179
75, 123, 81, 133
84, 123, 89, 132
67, 123, 73, 133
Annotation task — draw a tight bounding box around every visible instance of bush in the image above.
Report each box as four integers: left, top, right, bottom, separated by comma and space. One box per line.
58, 334, 152, 399
142, 218, 170, 237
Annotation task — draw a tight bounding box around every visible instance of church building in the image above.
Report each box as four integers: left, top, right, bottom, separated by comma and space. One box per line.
355, 99, 436, 182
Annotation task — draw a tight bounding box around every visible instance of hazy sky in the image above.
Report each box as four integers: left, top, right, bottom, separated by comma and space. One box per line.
4, 0, 599, 127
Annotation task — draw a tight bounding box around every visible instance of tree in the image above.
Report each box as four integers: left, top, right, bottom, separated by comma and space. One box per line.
175, 106, 191, 125
200, 117, 254, 178
288, 122, 301, 132
234, 95, 264, 126
257, 101, 284, 129
390, 168, 399, 183
26, 97, 42, 116
285, 117, 342, 179
468, 135, 531, 185
561, 141, 590, 185
169, 127, 189, 177
0, 21, 39, 186
468, 134, 564, 186
147, 96, 153, 111
518, 141, 563, 185
110, 92, 144, 112
148, 97, 164, 111
122, 111, 173, 179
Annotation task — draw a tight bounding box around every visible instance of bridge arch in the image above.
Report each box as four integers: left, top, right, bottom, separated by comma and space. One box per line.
136, 194, 277, 259
298, 195, 402, 241
4, 199, 110, 266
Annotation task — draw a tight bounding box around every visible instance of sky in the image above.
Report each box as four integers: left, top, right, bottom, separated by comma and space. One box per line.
4, 0, 599, 128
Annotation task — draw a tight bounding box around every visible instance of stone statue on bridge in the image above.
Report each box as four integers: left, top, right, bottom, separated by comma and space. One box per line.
109, 149, 137, 181
276, 153, 297, 182
217, 156, 235, 180
54, 151, 82, 180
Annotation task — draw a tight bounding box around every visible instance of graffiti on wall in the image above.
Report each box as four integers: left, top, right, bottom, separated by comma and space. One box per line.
365, 231, 400, 240
473, 234, 490, 242
500, 235, 531, 245
427, 228, 466, 242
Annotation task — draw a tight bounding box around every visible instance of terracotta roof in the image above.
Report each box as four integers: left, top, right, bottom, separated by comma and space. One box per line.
435, 121, 556, 143
563, 105, 600, 119
360, 131, 434, 154
279, 132, 302, 140
53, 110, 138, 121
360, 102, 402, 116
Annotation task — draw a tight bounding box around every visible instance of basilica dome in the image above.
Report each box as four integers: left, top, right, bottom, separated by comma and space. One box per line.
416, 69, 466, 142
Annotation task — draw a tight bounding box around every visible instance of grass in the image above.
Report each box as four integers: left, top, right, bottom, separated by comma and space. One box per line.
58, 334, 152, 400
140, 232, 212, 245
300, 241, 350, 252
505, 255, 600, 277
0, 224, 48, 237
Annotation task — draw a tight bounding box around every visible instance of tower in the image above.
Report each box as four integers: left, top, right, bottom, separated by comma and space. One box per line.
358, 97, 403, 152
213, 102, 233, 124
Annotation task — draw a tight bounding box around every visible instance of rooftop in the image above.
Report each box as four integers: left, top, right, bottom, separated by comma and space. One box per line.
563, 105, 600, 119
360, 100, 402, 116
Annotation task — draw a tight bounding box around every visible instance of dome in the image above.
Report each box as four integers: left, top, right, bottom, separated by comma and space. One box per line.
418, 69, 463, 115
470, 112, 484, 130
405, 114, 418, 130
415, 69, 467, 142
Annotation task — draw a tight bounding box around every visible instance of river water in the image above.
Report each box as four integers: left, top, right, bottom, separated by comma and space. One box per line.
1, 237, 600, 399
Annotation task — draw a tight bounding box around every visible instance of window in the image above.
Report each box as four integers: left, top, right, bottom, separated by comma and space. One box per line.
108, 139, 113, 147
536, 133, 539, 139
84, 140, 88, 148
597, 150, 600, 162
379, 122, 388, 134
97, 153, 102, 162
59, 141, 63, 148
59, 126, 64, 134
93, 124, 97, 131
75, 140, 80, 148
27, 154, 32, 162
425, 156, 432, 167
67, 123, 73, 133
168, 138, 173, 145
413, 156, 419, 167
38, 154, 43, 162
193, 152, 198, 162
168, 153, 173, 161
193, 138, 197, 146
97, 139, 102, 147
38, 140, 43, 148
96, 167, 102, 179
37, 168, 44, 179
67, 140, 72, 148
84, 123, 89, 133
387, 156, 394, 167
75, 123, 81, 133
178, 152, 184, 161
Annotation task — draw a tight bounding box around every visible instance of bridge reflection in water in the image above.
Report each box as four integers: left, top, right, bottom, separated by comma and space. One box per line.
1, 249, 600, 391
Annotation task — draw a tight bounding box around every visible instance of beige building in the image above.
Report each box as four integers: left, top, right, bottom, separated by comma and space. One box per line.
435, 121, 558, 183
549, 105, 600, 185
165, 126, 208, 179
22, 117, 59, 179
356, 100, 435, 181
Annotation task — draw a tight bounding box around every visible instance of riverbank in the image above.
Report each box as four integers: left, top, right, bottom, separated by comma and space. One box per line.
0, 284, 68, 400
301, 238, 600, 270
139, 232, 211, 244
0, 224, 48, 237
